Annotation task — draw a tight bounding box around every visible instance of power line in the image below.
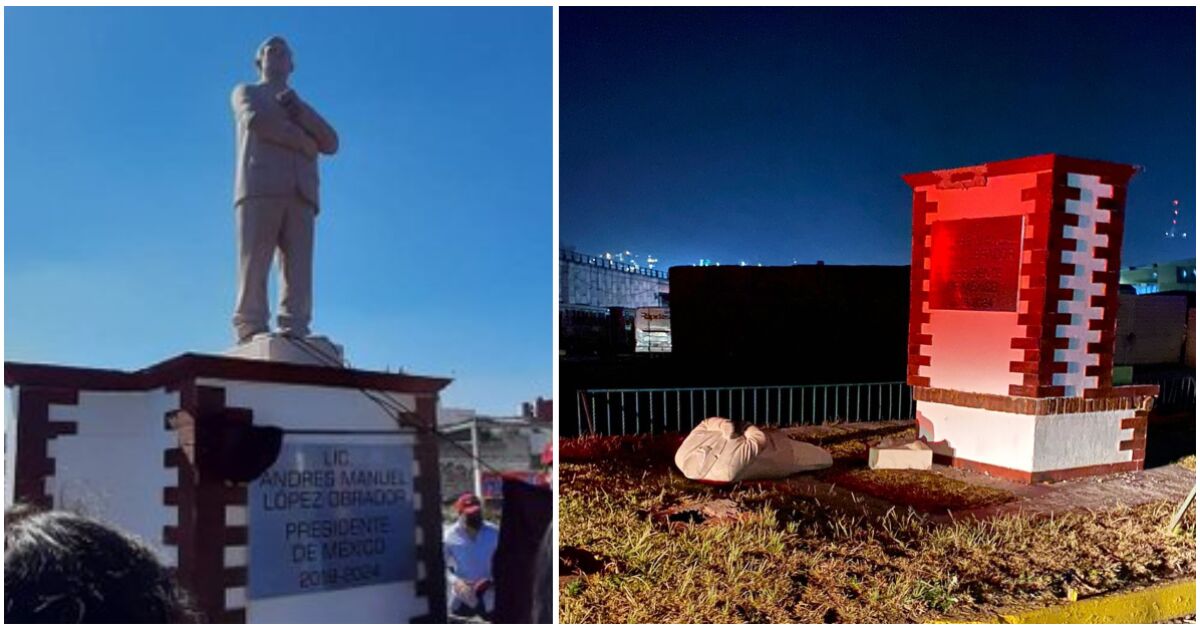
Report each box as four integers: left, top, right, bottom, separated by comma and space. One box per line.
278, 336, 508, 477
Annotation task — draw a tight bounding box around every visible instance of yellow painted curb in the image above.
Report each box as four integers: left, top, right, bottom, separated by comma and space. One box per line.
936, 578, 1195, 624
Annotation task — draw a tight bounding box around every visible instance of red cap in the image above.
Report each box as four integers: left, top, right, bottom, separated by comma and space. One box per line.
454, 492, 482, 515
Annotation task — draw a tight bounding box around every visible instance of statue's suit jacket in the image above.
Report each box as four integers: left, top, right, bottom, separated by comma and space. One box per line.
231, 82, 338, 210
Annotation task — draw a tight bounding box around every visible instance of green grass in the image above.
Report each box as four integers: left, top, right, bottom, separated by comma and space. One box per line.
559, 456, 1197, 623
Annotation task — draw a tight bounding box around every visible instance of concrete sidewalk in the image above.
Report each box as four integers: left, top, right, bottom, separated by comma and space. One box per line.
933, 461, 1195, 522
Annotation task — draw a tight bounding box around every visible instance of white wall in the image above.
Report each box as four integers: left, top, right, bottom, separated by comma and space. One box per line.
207, 379, 416, 433
917, 401, 1037, 471
46, 389, 180, 565
1030, 409, 1132, 472
924, 310, 1025, 395
919, 400, 1133, 473
6, 388, 18, 508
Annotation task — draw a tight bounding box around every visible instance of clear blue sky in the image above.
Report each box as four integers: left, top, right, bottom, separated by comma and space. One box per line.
5, 7, 551, 415
562, 7, 1196, 270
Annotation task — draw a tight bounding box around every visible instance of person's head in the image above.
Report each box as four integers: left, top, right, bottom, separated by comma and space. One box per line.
4, 505, 198, 623
454, 492, 484, 530
255, 36, 293, 83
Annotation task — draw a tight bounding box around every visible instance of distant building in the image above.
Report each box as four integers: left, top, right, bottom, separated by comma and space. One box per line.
441, 412, 552, 501
1114, 293, 1193, 366
559, 248, 669, 308
1120, 258, 1196, 295
521, 396, 553, 423
560, 248, 671, 356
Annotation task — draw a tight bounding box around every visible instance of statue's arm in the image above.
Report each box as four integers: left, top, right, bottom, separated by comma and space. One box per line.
231, 85, 317, 158
292, 99, 339, 155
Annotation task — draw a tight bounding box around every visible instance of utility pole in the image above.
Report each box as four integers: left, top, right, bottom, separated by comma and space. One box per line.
471, 416, 483, 499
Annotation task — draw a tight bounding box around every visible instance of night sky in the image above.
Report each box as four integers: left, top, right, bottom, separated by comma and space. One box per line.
561, 7, 1196, 270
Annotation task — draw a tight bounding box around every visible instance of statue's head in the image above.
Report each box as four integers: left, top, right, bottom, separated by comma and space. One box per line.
255, 36, 293, 82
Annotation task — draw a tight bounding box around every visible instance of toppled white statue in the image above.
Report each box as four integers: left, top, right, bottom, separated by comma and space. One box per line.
868, 437, 933, 470
674, 417, 833, 483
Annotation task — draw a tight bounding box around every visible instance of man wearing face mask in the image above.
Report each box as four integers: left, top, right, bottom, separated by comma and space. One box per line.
443, 493, 500, 620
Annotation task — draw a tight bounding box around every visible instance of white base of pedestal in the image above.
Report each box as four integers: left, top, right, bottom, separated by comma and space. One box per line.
224, 333, 345, 367
916, 401, 1134, 477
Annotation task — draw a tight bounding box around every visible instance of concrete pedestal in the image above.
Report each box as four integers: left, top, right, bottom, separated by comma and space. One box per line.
902, 154, 1155, 483
914, 386, 1155, 482
224, 333, 344, 367
5, 353, 450, 623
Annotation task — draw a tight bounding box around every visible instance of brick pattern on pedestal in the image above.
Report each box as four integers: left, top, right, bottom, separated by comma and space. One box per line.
907, 191, 938, 388
13, 387, 80, 508
164, 383, 252, 623
1082, 171, 1130, 398
1119, 409, 1149, 467
903, 154, 1151, 483
1054, 174, 1115, 397
7, 354, 452, 624
411, 395, 448, 623
1010, 169, 1068, 397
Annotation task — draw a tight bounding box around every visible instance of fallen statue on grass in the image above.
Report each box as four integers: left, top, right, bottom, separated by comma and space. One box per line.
674, 417, 833, 483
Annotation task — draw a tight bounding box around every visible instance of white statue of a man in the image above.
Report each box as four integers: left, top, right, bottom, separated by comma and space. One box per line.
231, 36, 338, 343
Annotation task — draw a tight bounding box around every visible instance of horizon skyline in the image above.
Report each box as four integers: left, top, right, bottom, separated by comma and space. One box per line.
562, 7, 1196, 273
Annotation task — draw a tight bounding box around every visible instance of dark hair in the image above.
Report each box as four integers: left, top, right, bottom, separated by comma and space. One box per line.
5, 505, 199, 623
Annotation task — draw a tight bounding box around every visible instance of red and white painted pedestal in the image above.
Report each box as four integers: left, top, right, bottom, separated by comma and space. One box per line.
5, 353, 451, 622
902, 154, 1157, 483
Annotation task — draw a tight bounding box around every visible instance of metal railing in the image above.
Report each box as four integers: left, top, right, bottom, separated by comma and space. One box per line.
573, 382, 915, 436
1135, 374, 1196, 413
571, 374, 1197, 436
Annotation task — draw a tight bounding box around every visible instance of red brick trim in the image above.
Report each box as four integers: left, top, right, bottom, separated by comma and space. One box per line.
6, 352, 450, 395
410, 395, 448, 623
1006, 169, 1061, 397
163, 380, 199, 617
1117, 408, 1149, 467
932, 453, 1034, 482
1033, 171, 1074, 395
12, 386, 79, 508
905, 154, 1137, 184
913, 385, 1157, 415
906, 191, 938, 387
932, 453, 1143, 483
164, 383, 252, 623
1029, 460, 1142, 483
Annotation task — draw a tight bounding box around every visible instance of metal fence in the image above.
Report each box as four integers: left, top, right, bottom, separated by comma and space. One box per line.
1136, 374, 1196, 413
573, 382, 915, 436
572, 374, 1198, 436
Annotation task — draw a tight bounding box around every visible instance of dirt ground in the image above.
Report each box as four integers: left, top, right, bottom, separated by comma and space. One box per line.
558, 422, 1197, 623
